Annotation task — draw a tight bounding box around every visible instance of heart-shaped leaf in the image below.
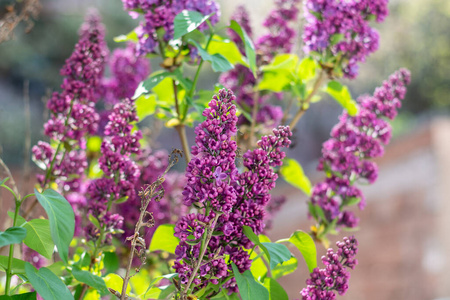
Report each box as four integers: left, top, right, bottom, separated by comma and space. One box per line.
25, 263, 74, 300
34, 189, 75, 264
23, 219, 54, 259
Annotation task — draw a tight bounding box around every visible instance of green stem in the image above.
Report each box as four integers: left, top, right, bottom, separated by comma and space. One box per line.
182, 29, 214, 121
288, 70, 326, 129
4, 200, 22, 295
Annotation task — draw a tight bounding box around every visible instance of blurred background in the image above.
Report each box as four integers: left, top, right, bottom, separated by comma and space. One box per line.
0, 0, 449, 299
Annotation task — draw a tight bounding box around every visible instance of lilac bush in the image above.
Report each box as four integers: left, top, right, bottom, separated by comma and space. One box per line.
0, 0, 411, 299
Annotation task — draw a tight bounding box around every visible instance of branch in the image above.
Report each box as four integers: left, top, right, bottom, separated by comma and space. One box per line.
288, 70, 327, 129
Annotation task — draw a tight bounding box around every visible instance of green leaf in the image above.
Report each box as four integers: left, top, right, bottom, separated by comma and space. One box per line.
325, 81, 358, 116
0, 227, 27, 248
190, 40, 234, 72
260, 243, 291, 270
149, 224, 179, 254
261, 54, 298, 72
144, 285, 175, 299
0, 292, 37, 299
0, 177, 9, 186
242, 225, 260, 246
229, 20, 256, 77
208, 35, 248, 67
7, 211, 27, 226
171, 68, 193, 91
22, 219, 54, 259
86, 137, 102, 153
103, 252, 119, 275
134, 71, 171, 99
288, 231, 317, 273
249, 249, 268, 280
258, 71, 292, 92
263, 278, 288, 300
142, 273, 178, 298
280, 158, 312, 196
173, 10, 212, 40
34, 189, 75, 264
210, 290, 240, 300
271, 256, 298, 280
297, 57, 317, 81
25, 263, 74, 300
72, 266, 109, 296
231, 263, 269, 300
135, 93, 156, 123
113, 30, 138, 43
330, 33, 345, 46
0, 255, 26, 274
344, 196, 361, 207
46, 261, 65, 277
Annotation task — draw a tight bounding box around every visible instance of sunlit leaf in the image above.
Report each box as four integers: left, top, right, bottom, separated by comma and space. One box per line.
280, 158, 312, 196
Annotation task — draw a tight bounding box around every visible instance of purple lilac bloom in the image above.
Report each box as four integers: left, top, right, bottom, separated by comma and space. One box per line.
101, 43, 150, 104
121, 0, 220, 55
300, 236, 358, 299
220, 0, 299, 128
309, 69, 411, 229
303, 0, 389, 78
173, 89, 292, 293
32, 11, 107, 228
85, 98, 142, 243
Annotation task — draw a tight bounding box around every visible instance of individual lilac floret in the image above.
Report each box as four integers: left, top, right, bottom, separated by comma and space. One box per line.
101, 43, 150, 104
309, 69, 411, 229
85, 98, 142, 243
300, 236, 358, 299
303, 0, 388, 78
182, 89, 239, 214
121, 0, 220, 55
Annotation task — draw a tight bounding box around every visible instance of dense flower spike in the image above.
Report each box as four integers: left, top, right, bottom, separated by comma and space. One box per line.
183, 89, 239, 213
85, 98, 142, 243
31, 11, 108, 232
300, 236, 358, 299
309, 69, 411, 229
174, 90, 291, 293
121, 0, 220, 55
101, 43, 150, 104
220, 0, 299, 128
303, 0, 388, 78
44, 10, 107, 142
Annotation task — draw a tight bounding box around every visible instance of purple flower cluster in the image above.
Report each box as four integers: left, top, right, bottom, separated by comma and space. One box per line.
303, 0, 388, 78
220, 0, 299, 128
121, 0, 220, 55
32, 11, 107, 225
173, 89, 292, 293
300, 236, 358, 299
310, 69, 411, 229
101, 43, 150, 104
255, 0, 301, 62
85, 99, 142, 243
182, 89, 239, 212
44, 10, 107, 142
